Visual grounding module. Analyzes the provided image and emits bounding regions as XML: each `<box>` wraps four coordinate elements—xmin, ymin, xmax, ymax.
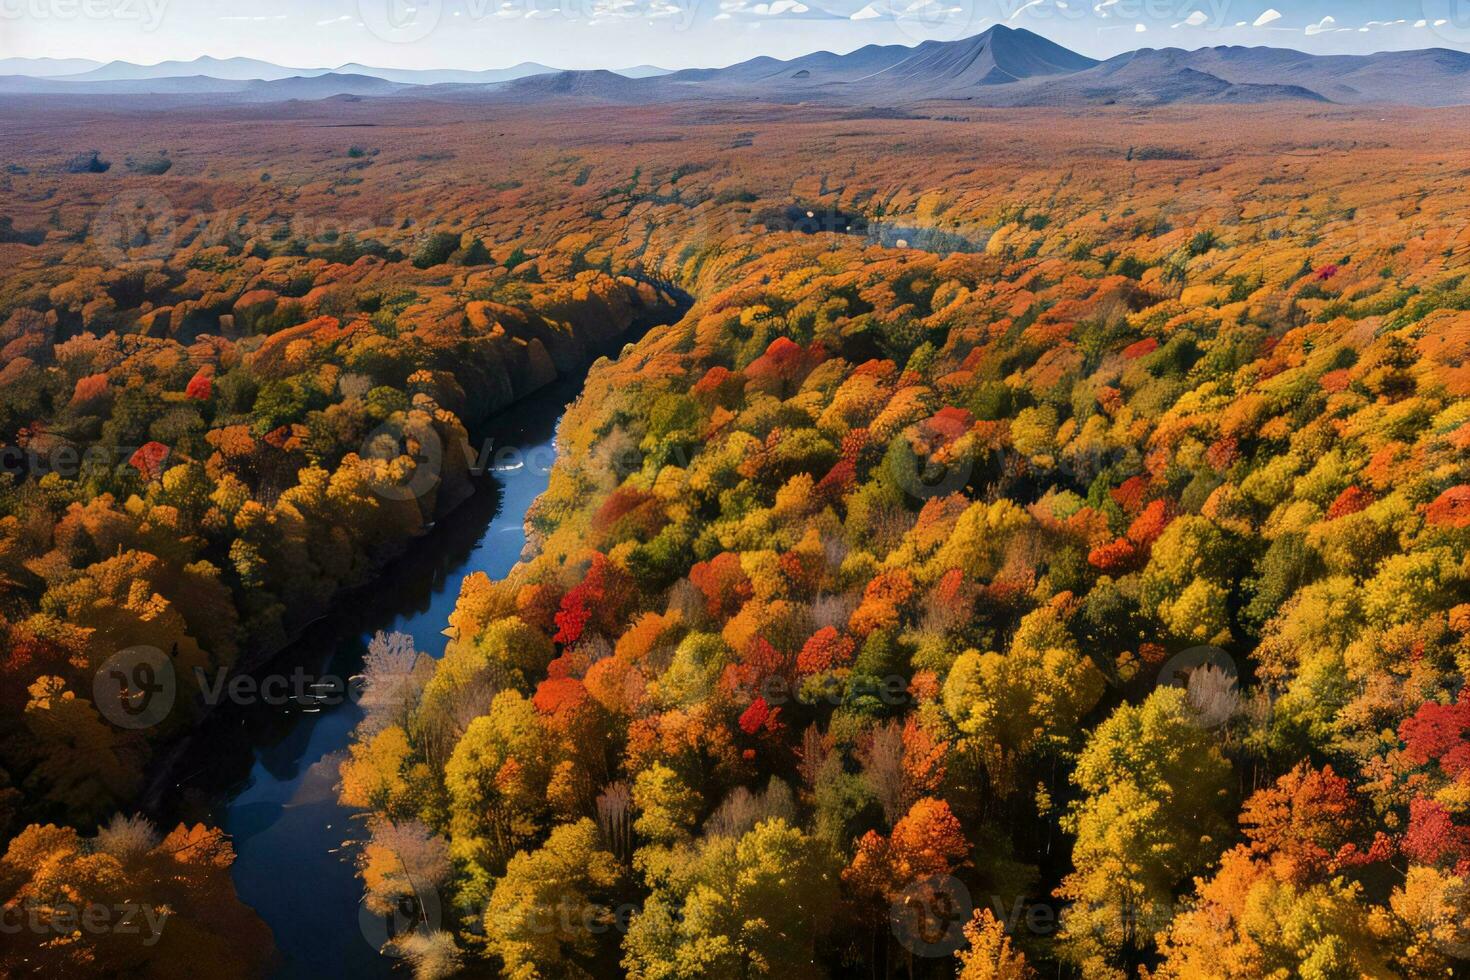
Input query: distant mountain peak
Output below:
<box><xmin>4</xmin><ymin>28</ymin><xmax>1470</xmax><ymax>107</ymax></box>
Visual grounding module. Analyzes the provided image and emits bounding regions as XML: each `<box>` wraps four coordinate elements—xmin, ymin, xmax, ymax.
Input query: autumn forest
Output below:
<box><xmin>1</xmin><ymin>88</ymin><xmax>1470</xmax><ymax>980</ymax></box>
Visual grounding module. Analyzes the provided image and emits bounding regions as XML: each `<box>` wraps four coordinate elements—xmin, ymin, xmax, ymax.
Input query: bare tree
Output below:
<box><xmin>357</xmin><ymin>631</ymin><xmax>432</xmax><ymax>736</ymax></box>
<box><xmin>810</xmin><ymin>593</ymin><xmax>857</xmax><ymax>633</ymax></box>
<box><xmin>397</xmin><ymin>931</ymin><xmax>463</xmax><ymax>980</ymax></box>
<box><xmin>797</xmin><ymin>723</ymin><xmax>833</xmax><ymax>793</ymax></box>
<box><xmin>704</xmin><ymin>778</ymin><xmax>798</xmax><ymax>839</ymax></box>
<box><xmin>1187</xmin><ymin>663</ymin><xmax>1242</xmax><ymax>729</ymax></box>
<box><xmin>362</xmin><ymin>818</ymin><xmax>452</xmax><ymax>920</ymax></box>
<box><xmin>94</xmin><ymin>813</ymin><xmax>161</xmax><ymax>864</ymax></box>
<box><xmin>596</xmin><ymin>781</ymin><xmax>633</xmax><ymax>861</ymax></box>
<box><xmin>857</xmin><ymin>719</ymin><xmax>904</xmax><ymax>827</ymax></box>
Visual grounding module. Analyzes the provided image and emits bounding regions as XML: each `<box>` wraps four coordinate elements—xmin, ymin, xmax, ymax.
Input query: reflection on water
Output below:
<box><xmin>156</xmin><ymin>379</ymin><xmax>577</xmax><ymax>979</ymax></box>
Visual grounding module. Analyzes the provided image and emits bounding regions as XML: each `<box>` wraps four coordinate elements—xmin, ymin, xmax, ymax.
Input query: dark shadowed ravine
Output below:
<box><xmin>154</xmin><ymin>378</ymin><xmax>578</xmax><ymax>978</ymax></box>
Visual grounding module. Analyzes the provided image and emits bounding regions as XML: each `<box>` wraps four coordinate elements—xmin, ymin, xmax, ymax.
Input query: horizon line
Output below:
<box><xmin>6</xmin><ymin>23</ymin><xmax>1469</xmax><ymax>79</ymax></box>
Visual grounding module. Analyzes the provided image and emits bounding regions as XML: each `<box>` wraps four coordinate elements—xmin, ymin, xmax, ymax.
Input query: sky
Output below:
<box><xmin>2</xmin><ymin>0</ymin><xmax>1469</xmax><ymax>70</ymax></box>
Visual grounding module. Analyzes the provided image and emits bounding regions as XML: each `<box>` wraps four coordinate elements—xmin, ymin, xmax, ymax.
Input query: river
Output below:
<box><xmin>158</xmin><ymin>378</ymin><xmax>577</xmax><ymax>978</ymax></box>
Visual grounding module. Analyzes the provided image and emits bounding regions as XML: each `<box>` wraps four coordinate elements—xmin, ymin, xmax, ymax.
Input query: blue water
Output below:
<box><xmin>166</xmin><ymin>382</ymin><xmax>574</xmax><ymax>978</ymax></box>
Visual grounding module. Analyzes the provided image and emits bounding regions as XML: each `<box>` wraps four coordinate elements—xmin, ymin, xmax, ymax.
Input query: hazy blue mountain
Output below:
<box><xmin>0</xmin><ymin>57</ymin><xmax>103</xmax><ymax>77</ymax></box>
<box><xmin>614</xmin><ymin>65</ymin><xmax>674</xmax><ymax>78</ymax></box>
<box><xmin>0</xmin><ymin>73</ymin><xmax>405</xmax><ymax>101</ymax></box>
<box><xmin>330</xmin><ymin>62</ymin><xmax>557</xmax><ymax>85</ymax></box>
<box><xmin>1159</xmin><ymin>45</ymin><xmax>1470</xmax><ymax>106</ymax></box>
<box><xmin>7</xmin><ymin>29</ymin><xmax>1470</xmax><ymax>106</ymax></box>
<box><xmin>61</xmin><ymin>56</ymin><xmax>324</xmax><ymax>81</ymax></box>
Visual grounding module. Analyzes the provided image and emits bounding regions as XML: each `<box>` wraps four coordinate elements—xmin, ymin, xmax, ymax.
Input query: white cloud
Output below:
<box><xmin>1304</xmin><ymin>15</ymin><xmax>1335</xmax><ymax>35</ymax></box>
<box><xmin>850</xmin><ymin>2</ymin><xmax>882</xmax><ymax>18</ymax></box>
<box><xmin>749</xmin><ymin>1</ymin><xmax>801</xmax><ymax>12</ymax></box>
<box><xmin>315</xmin><ymin>15</ymin><xmax>354</xmax><ymax>26</ymax></box>
<box><xmin>1252</xmin><ymin>8</ymin><xmax>1280</xmax><ymax>27</ymax></box>
<box><xmin>1134</xmin><ymin>21</ymin><xmax>1145</xmax><ymax>31</ymax></box>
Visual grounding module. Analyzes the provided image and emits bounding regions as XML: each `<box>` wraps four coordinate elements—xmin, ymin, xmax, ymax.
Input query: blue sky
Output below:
<box><xmin>2</xmin><ymin>0</ymin><xmax>1467</xmax><ymax>70</ymax></box>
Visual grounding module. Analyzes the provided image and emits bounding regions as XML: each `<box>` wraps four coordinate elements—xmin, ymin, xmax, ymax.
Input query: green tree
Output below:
<box><xmin>483</xmin><ymin>818</ymin><xmax>621</xmax><ymax>979</ymax></box>
<box><xmin>1056</xmin><ymin>688</ymin><xmax>1231</xmax><ymax>973</ymax></box>
<box><xmin>623</xmin><ymin>818</ymin><xmax>837</xmax><ymax>980</ymax></box>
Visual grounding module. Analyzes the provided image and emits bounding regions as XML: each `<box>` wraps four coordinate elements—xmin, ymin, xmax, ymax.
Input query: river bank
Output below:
<box><xmin>149</xmin><ymin>376</ymin><xmax>580</xmax><ymax>977</ymax></box>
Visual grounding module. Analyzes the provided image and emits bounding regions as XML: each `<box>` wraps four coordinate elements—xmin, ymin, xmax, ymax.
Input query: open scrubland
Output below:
<box><xmin>2</xmin><ymin>96</ymin><xmax>1470</xmax><ymax>977</ymax></box>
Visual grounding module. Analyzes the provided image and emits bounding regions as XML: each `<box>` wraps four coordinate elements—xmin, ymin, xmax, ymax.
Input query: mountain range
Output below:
<box><xmin>4</xmin><ymin>27</ymin><xmax>1470</xmax><ymax>106</ymax></box>
<box><xmin>0</xmin><ymin>55</ymin><xmax>669</xmax><ymax>90</ymax></box>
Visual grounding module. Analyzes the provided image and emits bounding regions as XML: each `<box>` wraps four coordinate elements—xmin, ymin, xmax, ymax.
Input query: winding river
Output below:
<box><xmin>159</xmin><ymin>378</ymin><xmax>578</xmax><ymax>978</ymax></box>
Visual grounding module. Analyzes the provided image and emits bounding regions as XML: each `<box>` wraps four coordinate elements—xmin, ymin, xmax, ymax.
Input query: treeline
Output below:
<box><xmin>3</xmin><ymin>102</ymin><xmax>1469</xmax><ymax>977</ymax></box>
<box><xmin>0</xmin><ymin>191</ymin><xmax>680</xmax><ymax>972</ymax></box>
